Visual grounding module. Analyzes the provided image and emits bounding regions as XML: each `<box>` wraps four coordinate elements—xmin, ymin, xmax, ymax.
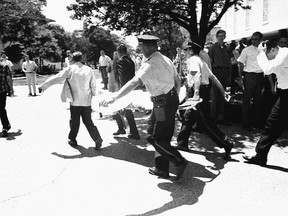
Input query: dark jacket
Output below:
<box><xmin>117</xmin><ymin>55</ymin><xmax>135</xmax><ymax>87</ymax></box>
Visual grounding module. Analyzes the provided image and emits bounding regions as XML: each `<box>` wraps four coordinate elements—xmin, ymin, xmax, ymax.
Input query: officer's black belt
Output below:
<box><xmin>151</xmin><ymin>88</ymin><xmax>176</xmax><ymax>102</ymax></box>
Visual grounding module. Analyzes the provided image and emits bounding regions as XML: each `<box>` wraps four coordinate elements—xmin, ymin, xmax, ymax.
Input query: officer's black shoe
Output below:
<box><xmin>175</xmin><ymin>159</ymin><xmax>188</xmax><ymax>180</ymax></box>
<box><xmin>113</xmin><ymin>129</ymin><xmax>126</xmax><ymax>135</ymax></box>
<box><xmin>149</xmin><ymin>167</ymin><xmax>170</xmax><ymax>179</ymax></box>
<box><xmin>243</xmin><ymin>154</ymin><xmax>267</xmax><ymax>166</ymax></box>
<box><xmin>128</xmin><ymin>134</ymin><xmax>140</xmax><ymax>140</ymax></box>
<box><xmin>94</xmin><ymin>138</ymin><xmax>103</xmax><ymax>150</ymax></box>
<box><xmin>68</xmin><ymin>139</ymin><xmax>78</xmax><ymax>147</ymax></box>
<box><xmin>224</xmin><ymin>139</ymin><xmax>234</xmax><ymax>160</ymax></box>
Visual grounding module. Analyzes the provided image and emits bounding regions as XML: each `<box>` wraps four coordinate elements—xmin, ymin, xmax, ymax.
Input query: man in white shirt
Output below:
<box><xmin>64</xmin><ymin>50</ymin><xmax>72</xmax><ymax>68</ymax></box>
<box><xmin>98</xmin><ymin>50</ymin><xmax>111</xmax><ymax>89</ymax></box>
<box><xmin>243</xmin><ymin>39</ymin><xmax>288</xmax><ymax>166</ymax></box>
<box><xmin>238</xmin><ymin>31</ymin><xmax>264</xmax><ymax>131</ymax></box>
<box><xmin>22</xmin><ymin>54</ymin><xmax>38</xmax><ymax>96</ymax></box>
<box><xmin>39</xmin><ymin>51</ymin><xmax>103</xmax><ymax>150</ymax></box>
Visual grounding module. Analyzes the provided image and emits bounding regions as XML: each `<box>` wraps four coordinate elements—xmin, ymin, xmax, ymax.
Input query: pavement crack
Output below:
<box><xmin>1</xmin><ymin>163</ymin><xmax>70</xmax><ymax>204</ymax></box>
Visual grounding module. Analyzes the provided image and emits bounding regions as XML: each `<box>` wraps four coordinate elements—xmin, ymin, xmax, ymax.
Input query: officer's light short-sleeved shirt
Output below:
<box><xmin>136</xmin><ymin>52</ymin><xmax>177</xmax><ymax>97</ymax></box>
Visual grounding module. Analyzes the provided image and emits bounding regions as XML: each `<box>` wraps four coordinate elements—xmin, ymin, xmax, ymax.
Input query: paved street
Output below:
<box><xmin>1</xmin><ymin>81</ymin><xmax>288</xmax><ymax>216</ymax></box>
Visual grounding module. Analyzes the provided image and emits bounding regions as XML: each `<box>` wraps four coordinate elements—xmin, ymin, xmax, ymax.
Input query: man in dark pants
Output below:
<box><xmin>100</xmin><ymin>35</ymin><xmax>187</xmax><ymax>180</ymax></box>
<box><xmin>112</xmin><ymin>44</ymin><xmax>140</xmax><ymax>140</ymax></box>
<box><xmin>208</xmin><ymin>29</ymin><xmax>232</xmax><ymax>125</ymax></box>
<box><xmin>177</xmin><ymin>42</ymin><xmax>233</xmax><ymax>160</ymax></box>
<box><xmin>0</xmin><ymin>62</ymin><xmax>11</xmax><ymax>137</ymax></box>
<box><xmin>98</xmin><ymin>50</ymin><xmax>111</xmax><ymax>89</ymax></box>
<box><xmin>243</xmin><ymin>40</ymin><xmax>288</xmax><ymax>166</ymax></box>
<box><xmin>39</xmin><ymin>52</ymin><xmax>103</xmax><ymax>150</ymax></box>
<box><xmin>238</xmin><ymin>31</ymin><xmax>264</xmax><ymax>131</ymax></box>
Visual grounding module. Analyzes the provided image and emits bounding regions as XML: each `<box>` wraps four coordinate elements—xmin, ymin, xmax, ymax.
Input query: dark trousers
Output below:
<box><xmin>210</xmin><ymin>68</ymin><xmax>229</xmax><ymax>121</ymax></box>
<box><xmin>177</xmin><ymin>86</ymin><xmax>228</xmax><ymax>149</ymax></box>
<box><xmin>113</xmin><ymin>109</ymin><xmax>139</xmax><ymax>135</ymax></box>
<box><xmin>69</xmin><ymin>106</ymin><xmax>101</xmax><ymax>142</ymax></box>
<box><xmin>0</xmin><ymin>92</ymin><xmax>10</xmax><ymax>129</ymax></box>
<box><xmin>256</xmin><ymin>89</ymin><xmax>288</xmax><ymax>159</ymax></box>
<box><xmin>150</xmin><ymin>91</ymin><xmax>185</xmax><ymax>171</ymax></box>
<box><xmin>242</xmin><ymin>72</ymin><xmax>264</xmax><ymax>126</ymax></box>
<box><xmin>230</xmin><ymin>64</ymin><xmax>239</xmax><ymax>94</ymax></box>
<box><xmin>99</xmin><ymin>66</ymin><xmax>108</xmax><ymax>88</ymax></box>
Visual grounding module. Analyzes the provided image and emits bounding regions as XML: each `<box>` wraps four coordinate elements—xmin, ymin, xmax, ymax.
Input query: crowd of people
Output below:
<box><xmin>1</xmin><ymin>30</ymin><xmax>288</xmax><ymax>180</ymax></box>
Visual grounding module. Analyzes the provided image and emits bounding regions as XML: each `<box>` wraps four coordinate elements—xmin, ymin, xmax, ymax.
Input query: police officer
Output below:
<box><xmin>177</xmin><ymin>42</ymin><xmax>234</xmax><ymax>160</ymax></box>
<box><xmin>100</xmin><ymin>35</ymin><xmax>188</xmax><ymax>180</ymax></box>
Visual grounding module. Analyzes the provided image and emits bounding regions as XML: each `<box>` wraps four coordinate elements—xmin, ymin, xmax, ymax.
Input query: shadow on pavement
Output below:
<box><xmin>52</xmin><ymin>135</ymin><xmax>225</xmax><ymax>216</ymax></box>
<box><xmin>51</xmin><ymin>113</ymin><xmax>288</xmax><ymax>215</ymax></box>
<box><xmin>2</xmin><ymin>129</ymin><xmax>22</xmax><ymax>141</ymax></box>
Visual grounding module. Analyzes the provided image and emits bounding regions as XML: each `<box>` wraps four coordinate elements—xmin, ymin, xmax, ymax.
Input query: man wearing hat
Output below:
<box><xmin>100</xmin><ymin>35</ymin><xmax>188</xmax><ymax>180</ymax></box>
<box><xmin>177</xmin><ymin>41</ymin><xmax>234</xmax><ymax>160</ymax></box>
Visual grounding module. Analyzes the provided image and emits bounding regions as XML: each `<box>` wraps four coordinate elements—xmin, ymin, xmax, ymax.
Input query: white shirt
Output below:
<box><xmin>187</xmin><ymin>55</ymin><xmax>213</xmax><ymax>87</ymax></box>
<box><xmin>238</xmin><ymin>45</ymin><xmax>263</xmax><ymax>73</ymax></box>
<box><xmin>257</xmin><ymin>48</ymin><xmax>288</xmax><ymax>90</ymax></box>
<box><xmin>22</xmin><ymin>60</ymin><xmax>37</xmax><ymax>73</ymax></box>
<box><xmin>64</xmin><ymin>57</ymin><xmax>71</xmax><ymax>68</ymax></box>
<box><xmin>136</xmin><ymin>52</ymin><xmax>177</xmax><ymax>97</ymax></box>
<box><xmin>99</xmin><ymin>55</ymin><xmax>111</xmax><ymax>66</ymax></box>
<box><xmin>2</xmin><ymin>59</ymin><xmax>13</xmax><ymax>71</ymax></box>
<box><xmin>42</xmin><ymin>62</ymin><xmax>97</xmax><ymax>106</ymax></box>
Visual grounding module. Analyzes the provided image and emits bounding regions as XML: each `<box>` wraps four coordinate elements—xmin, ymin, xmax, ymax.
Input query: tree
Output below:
<box><xmin>149</xmin><ymin>20</ymin><xmax>185</xmax><ymax>59</ymax></box>
<box><xmin>0</xmin><ymin>0</ymin><xmax>48</xmax><ymax>45</ymax></box>
<box><xmin>68</xmin><ymin>0</ymin><xmax>249</xmax><ymax>47</ymax></box>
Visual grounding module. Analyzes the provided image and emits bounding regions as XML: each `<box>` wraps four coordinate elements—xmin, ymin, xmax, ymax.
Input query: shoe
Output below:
<box><xmin>128</xmin><ymin>134</ymin><xmax>140</xmax><ymax>140</ymax></box>
<box><xmin>175</xmin><ymin>159</ymin><xmax>188</xmax><ymax>180</ymax></box>
<box><xmin>1</xmin><ymin>125</ymin><xmax>11</xmax><ymax>138</ymax></box>
<box><xmin>113</xmin><ymin>129</ymin><xmax>126</xmax><ymax>135</ymax></box>
<box><xmin>68</xmin><ymin>139</ymin><xmax>78</xmax><ymax>147</ymax></box>
<box><xmin>33</xmin><ymin>94</ymin><xmax>37</xmax><ymax>96</ymax></box>
<box><xmin>177</xmin><ymin>145</ymin><xmax>189</xmax><ymax>151</ymax></box>
<box><xmin>28</xmin><ymin>93</ymin><xmax>32</xmax><ymax>97</ymax></box>
<box><xmin>1</xmin><ymin>129</ymin><xmax>8</xmax><ymax>137</ymax></box>
<box><xmin>224</xmin><ymin>139</ymin><xmax>234</xmax><ymax>160</ymax></box>
<box><xmin>94</xmin><ymin>138</ymin><xmax>103</xmax><ymax>150</ymax></box>
<box><xmin>148</xmin><ymin>167</ymin><xmax>170</xmax><ymax>179</ymax></box>
<box><xmin>243</xmin><ymin>155</ymin><xmax>267</xmax><ymax>166</ymax></box>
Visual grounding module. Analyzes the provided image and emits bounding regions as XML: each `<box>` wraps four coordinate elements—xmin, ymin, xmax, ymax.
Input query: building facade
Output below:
<box><xmin>218</xmin><ymin>0</ymin><xmax>288</xmax><ymax>42</ymax></box>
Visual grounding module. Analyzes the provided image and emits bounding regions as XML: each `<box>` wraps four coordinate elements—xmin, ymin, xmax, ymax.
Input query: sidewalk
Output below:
<box><xmin>1</xmin><ymin>84</ymin><xmax>288</xmax><ymax>216</ymax></box>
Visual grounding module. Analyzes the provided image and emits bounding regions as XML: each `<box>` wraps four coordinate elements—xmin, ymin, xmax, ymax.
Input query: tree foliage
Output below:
<box><xmin>68</xmin><ymin>0</ymin><xmax>249</xmax><ymax>46</ymax></box>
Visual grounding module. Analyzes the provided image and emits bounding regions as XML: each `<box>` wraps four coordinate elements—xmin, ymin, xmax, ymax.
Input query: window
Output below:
<box><xmin>263</xmin><ymin>0</ymin><xmax>269</xmax><ymax>24</ymax></box>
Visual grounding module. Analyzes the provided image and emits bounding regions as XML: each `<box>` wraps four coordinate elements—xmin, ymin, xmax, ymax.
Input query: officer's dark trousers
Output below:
<box><xmin>113</xmin><ymin>109</ymin><xmax>139</xmax><ymax>135</ymax></box>
<box><xmin>256</xmin><ymin>89</ymin><xmax>288</xmax><ymax>159</ymax></box>
<box><xmin>69</xmin><ymin>106</ymin><xmax>101</xmax><ymax>142</ymax></box>
<box><xmin>0</xmin><ymin>92</ymin><xmax>10</xmax><ymax>129</ymax></box>
<box><xmin>150</xmin><ymin>91</ymin><xmax>185</xmax><ymax>172</ymax></box>
<box><xmin>177</xmin><ymin>85</ymin><xmax>228</xmax><ymax>149</ymax></box>
<box><xmin>242</xmin><ymin>72</ymin><xmax>264</xmax><ymax>127</ymax></box>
